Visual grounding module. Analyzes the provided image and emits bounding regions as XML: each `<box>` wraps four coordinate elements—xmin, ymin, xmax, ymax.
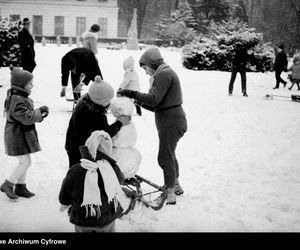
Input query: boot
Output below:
<box><xmin>166</xmin><ymin>187</ymin><xmax>176</xmax><ymax>205</ymax></box>
<box><xmin>174</xmin><ymin>179</ymin><xmax>184</xmax><ymax>196</ymax></box>
<box><xmin>0</xmin><ymin>180</ymin><xmax>18</xmax><ymax>199</ymax></box>
<box><xmin>14</xmin><ymin>184</ymin><xmax>35</xmax><ymax>198</ymax></box>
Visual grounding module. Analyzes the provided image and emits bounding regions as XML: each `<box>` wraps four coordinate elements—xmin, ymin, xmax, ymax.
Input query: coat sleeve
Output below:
<box><xmin>135</xmin><ymin>72</ymin><xmax>171</xmax><ymax>107</ymax></box>
<box><xmin>59</xmin><ymin>174</ymin><xmax>73</xmax><ymax>206</ymax></box>
<box><xmin>11</xmin><ymin>98</ymin><xmax>43</xmax><ymax>125</ymax></box>
<box><xmin>61</xmin><ymin>58</ymin><xmax>70</xmax><ymax>87</ymax></box>
<box><xmin>119</xmin><ymin>73</ymin><xmax>130</xmax><ymax>90</ymax></box>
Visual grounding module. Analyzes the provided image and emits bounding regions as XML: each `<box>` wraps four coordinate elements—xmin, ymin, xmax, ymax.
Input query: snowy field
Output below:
<box><xmin>0</xmin><ymin>43</ymin><xmax>300</xmax><ymax>232</ymax></box>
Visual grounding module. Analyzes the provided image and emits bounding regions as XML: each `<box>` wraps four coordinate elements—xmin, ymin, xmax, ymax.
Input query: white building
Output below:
<box><xmin>0</xmin><ymin>0</ymin><xmax>118</xmax><ymax>38</ymax></box>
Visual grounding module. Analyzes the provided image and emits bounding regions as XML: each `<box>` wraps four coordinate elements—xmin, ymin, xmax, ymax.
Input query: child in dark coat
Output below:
<box><xmin>65</xmin><ymin>75</ymin><xmax>131</xmax><ymax>168</ymax></box>
<box><xmin>1</xmin><ymin>66</ymin><xmax>49</xmax><ymax>200</ymax></box>
<box><xmin>59</xmin><ymin>130</ymin><xmax>133</xmax><ymax>232</ymax></box>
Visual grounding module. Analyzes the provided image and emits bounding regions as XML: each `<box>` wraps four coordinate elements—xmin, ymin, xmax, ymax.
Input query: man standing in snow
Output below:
<box><xmin>273</xmin><ymin>43</ymin><xmax>288</xmax><ymax>89</ymax></box>
<box><xmin>60</xmin><ymin>47</ymin><xmax>103</xmax><ymax>101</ymax></box>
<box><xmin>18</xmin><ymin>18</ymin><xmax>36</xmax><ymax>73</ymax></box>
<box><xmin>228</xmin><ymin>46</ymin><xmax>254</xmax><ymax>97</ymax></box>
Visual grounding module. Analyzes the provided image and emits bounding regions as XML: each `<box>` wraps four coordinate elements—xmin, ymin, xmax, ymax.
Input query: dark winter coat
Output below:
<box><xmin>4</xmin><ymin>86</ymin><xmax>43</xmax><ymax>156</ymax></box>
<box><xmin>232</xmin><ymin>48</ymin><xmax>250</xmax><ymax>69</ymax></box>
<box><xmin>65</xmin><ymin>94</ymin><xmax>122</xmax><ymax>156</ymax></box>
<box><xmin>61</xmin><ymin>47</ymin><xmax>102</xmax><ymax>87</ymax></box>
<box><xmin>274</xmin><ymin>51</ymin><xmax>288</xmax><ymax>72</ymax></box>
<box><xmin>59</xmin><ymin>146</ymin><xmax>124</xmax><ymax>227</ymax></box>
<box><xmin>18</xmin><ymin>28</ymin><xmax>36</xmax><ymax>70</ymax></box>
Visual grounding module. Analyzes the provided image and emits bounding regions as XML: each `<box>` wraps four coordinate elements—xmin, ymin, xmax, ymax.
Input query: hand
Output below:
<box><xmin>117</xmin><ymin>89</ymin><xmax>137</xmax><ymax>99</ymax></box>
<box><xmin>60</xmin><ymin>87</ymin><xmax>66</xmax><ymax>97</ymax></box>
<box><xmin>39</xmin><ymin>106</ymin><xmax>49</xmax><ymax>118</ymax></box>
<box><xmin>117</xmin><ymin>115</ymin><xmax>131</xmax><ymax>126</ymax></box>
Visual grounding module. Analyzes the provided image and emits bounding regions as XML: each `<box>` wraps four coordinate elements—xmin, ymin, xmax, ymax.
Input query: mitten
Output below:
<box><xmin>117</xmin><ymin>89</ymin><xmax>137</xmax><ymax>99</ymax></box>
<box><xmin>39</xmin><ymin>106</ymin><xmax>49</xmax><ymax>118</ymax></box>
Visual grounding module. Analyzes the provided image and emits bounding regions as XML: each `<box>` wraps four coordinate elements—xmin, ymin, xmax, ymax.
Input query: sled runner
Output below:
<box><xmin>121</xmin><ymin>174</ymin><xmax>166</xmax><ymax>211</ymax></box>
<box><xmin>263</xmin><ymin>94</ymin><xmax>300</xmax><ymax>102</ymax></box>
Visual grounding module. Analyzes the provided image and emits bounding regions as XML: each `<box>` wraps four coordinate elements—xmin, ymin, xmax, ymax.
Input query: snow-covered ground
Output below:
<box><xmin>0</xmin><ymin>44</ymin><xmax>300</xmax><ymax>232</ymax></box>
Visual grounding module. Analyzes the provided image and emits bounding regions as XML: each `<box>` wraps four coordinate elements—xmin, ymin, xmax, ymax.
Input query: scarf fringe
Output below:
<box><xmin>84</xmin><ymin>204</ymin><xmax>102</xmax><ymax>218</ymax></box>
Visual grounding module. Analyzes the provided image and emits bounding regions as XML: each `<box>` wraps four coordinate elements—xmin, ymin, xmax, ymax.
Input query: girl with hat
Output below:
<box><xmin>65</xmin><ymin>76</ymin><xmax>131</xmax><ymax>168</ymax></box>
<box><xmin>1</xmin><ymin>66</ymin><xmax>49</xmax><ymax>200</ymax></box>
<box><xmin>118</xmin><ymin>47</ymin><xmax>188</xmax><ymax>206</ymax></box>
<box><xmin>59</xmin><ymin>130</ymin><xmax>134</xmax><ymax>232</ymax></box>
<box><xmin>82</xmin><ymin>24</ymin><xmax>101</xmax><ymax>55</ymax></box>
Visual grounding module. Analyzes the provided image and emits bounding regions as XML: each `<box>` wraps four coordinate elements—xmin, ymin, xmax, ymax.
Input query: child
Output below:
<box><xmin>1</xmin><ymin>66</ymin><xmax>49</xmax><ymax>200</ymax></box>
<box><xmin>288</xmin><ymin>56</ymin><xmax>300</xmax><ymax>91</ymax></box>
<box><xmin>118</xmin><ymin>55</ymin><xmax>142</xmax><ymax>116</ymax></box>
<box><xmin>65</xmin><ymin>75</ymin><xmax>131</xmax><ymax>168</ymax></box>
<box><xmin>59</xmin><ymin>130</ymin><xmax>134</xmax><ymax>232</ymax></box>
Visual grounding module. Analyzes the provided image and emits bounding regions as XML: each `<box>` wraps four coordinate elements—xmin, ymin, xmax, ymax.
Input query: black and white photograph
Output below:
<box><xmin>0</xmin><ymin>0</ymin><xmax>300</xmax><ymax>240</ymax></box>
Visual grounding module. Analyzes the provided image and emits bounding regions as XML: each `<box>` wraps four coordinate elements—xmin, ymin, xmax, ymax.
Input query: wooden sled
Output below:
<box><xmin>263</xmin><ymin>94</ymin><xmax>300</xmax><ymax>102</ymax></box>
<box><xmin>121</xmin><ymin>174</ymin><xmax>166</xmax><ymax>211</ymax></box>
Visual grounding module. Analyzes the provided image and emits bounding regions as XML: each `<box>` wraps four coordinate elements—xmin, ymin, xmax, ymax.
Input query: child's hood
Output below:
<box><xmin>123</xmin><ymin>55</ymin><xmax>135</xmax><ymax>71</ymax></box>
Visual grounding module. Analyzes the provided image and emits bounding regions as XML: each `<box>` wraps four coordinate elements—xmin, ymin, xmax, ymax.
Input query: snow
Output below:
<box><xmin>0</xmin><ymin>44</ymin><xmax>300</xmax><ymax>232</ymax></box>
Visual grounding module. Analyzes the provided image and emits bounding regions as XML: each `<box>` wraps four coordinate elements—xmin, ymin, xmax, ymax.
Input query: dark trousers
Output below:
<box><xmin>155</xmin><ymin>106</ymin><xmax>187</xmax><ymax>188</ymax></box>
<box><xmin>289</xmin><ymin>79</ymin><xmax>300</xmax><ymax>90</ymax></box>
<box><xmin>275</xmin><ymin>70</ymin><xmax>287</xmax><ymax>88</ymax></box>
<box><xmin>67</xmin><ymin>149</ymin><xmax>81</xmax><ymax>168</ymax></box>
<box><xmin>228</xmin><ymin>67</ymin><xmax>247</xmax><ymax>94</ymax></box>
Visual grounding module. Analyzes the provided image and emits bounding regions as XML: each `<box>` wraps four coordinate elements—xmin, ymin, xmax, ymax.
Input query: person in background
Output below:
<box><xmin>18</xmin><ymin>18</ymin><xmax>36</xmax><ymax>73</ymax></box>
<box><xmin>1</xmin><ymin>66</ymin><xmax>49</xmax><ymax>200</ymax></box>
<box><xmin>82</xmin><ymin>24</ymin><xmax>100</xmax><ymax>55</ymax></box>
<box><xmin>60</xmin><ymin>47</ymin><xmax>104</xmax><ymax>101</ymax></box>
<box><xmin>287</xmin><ymin>55</ymin><xmax>300</xmax><ymax>91</ymax></box>
<box><xmin>228</xmin><ymin>46</ymin><xmax>254</xmax><ymax>97</ymax></box>
<box><xmin>118</xmin><ymin>55</ymin><xmax>142</xmax><ymax>116</ymax></box>
<box><xmin>273</xmin><ymin>43</ymin><xmax>288</xmax><ymax>89</ymax></box>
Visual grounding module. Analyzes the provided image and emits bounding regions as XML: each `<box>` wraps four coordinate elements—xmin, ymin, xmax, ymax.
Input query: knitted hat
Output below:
<box><xmin>139</xmin><ymin>47</ymin><xmax>164</xmax><ymax>70</ymax></box>
<box><xmin>10</xmin><ymin>65</ymin><xmax>33</xmax><ymax>88</ymax></box>
<box><xmin>22</xmin><ymin>17</ymin><xmax>31</xmax><ymax>25</ymax></box>
<box><xmin>123</xmin><ymin>55</ymin><xmax>135</xmax><ymax>71</ymax></box>
<box><xmin>88</xmin><ymin>75</ymin><xmax>114</xmax><ymax>106</ymax></box>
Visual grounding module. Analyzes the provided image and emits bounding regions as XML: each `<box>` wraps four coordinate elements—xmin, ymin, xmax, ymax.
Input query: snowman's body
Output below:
<box><xmin>110</xmin><ymin>97</ymin><xmax>142</xmax><ymax>179</ymax></box>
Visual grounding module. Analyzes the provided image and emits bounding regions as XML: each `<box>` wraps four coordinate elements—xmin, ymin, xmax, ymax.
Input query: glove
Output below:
<box><xmin>117</xmin><ymin>89</ymin><xmax>137</xmax><ymax>99</ymax></box>
<box><xmin>39</xmin><ymin>106</ymin><xmax>49</xmax><ymax>118</ymax></box>
<box><xmin>60</xmin><ymin>87</ymin><xmax>66</xmax><ymax>97</ymax></box>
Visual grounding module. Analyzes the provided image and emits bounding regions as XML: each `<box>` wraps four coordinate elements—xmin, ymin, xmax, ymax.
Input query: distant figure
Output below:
<box><xmin>228</xmin><ymin>47</ymin><xmax>254</xmax><ymax>97</ymax></box>
<box><xmin>18</xmin><ymin>18</ymin><xmax>36</xmax><ymax>73</ymax></box>
<box><xmin>82</xmin><ymin>24</ymin><xmax>100</xmax><ymax>55</ymax></box>
<box><xmin>273</xmin><ymin>43</ymin><xmax>288</xmax><ymax>89</ymax></box>
<box><xmin>118</xmin><ymin>55</ymin><xmax>142</xmax><ymax>116</ymax></box>
<box><xmin>60</xmin><ymin>47</ymin><xmax>103</xmax><ymax>101</ymax></box>
<box><xmin>287</xmin><ymin>56</ymin><xmax>300</xmax><ymax>91</ymax></box>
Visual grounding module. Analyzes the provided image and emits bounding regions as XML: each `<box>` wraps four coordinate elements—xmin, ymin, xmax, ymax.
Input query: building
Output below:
<box><xmin>0</xmin><ymin>0</ymin><xmax>118</xmax><ymax>39</ymax></box>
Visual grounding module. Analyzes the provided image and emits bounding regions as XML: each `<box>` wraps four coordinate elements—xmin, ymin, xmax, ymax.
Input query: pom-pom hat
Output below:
<box><xmin>88</xmin><ymin>76</ymin><xmax>114</xmax><ymax>107</ymax></box>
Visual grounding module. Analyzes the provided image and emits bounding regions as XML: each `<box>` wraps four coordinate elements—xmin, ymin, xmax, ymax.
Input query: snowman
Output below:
<box><xmin>109</xmin><ymin>97</ymin><xmax>142</xmax><ymax>179</ymax></box>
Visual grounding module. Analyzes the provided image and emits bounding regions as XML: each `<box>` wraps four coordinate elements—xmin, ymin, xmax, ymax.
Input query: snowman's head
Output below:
<box><xmin>109</xmin><ymin>96</ymin><xmax>134</xmax><ymax>118</ymax></box>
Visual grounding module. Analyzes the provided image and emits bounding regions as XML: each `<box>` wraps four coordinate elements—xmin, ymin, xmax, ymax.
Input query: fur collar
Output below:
<box><xmin>81</xmin><ymin>94</ymin><xmax>109</xmax><ymax>113</ymax></box>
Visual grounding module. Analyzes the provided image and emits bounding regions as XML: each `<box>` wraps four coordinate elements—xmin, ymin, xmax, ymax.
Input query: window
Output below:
<box><xmin>98</xmin><ymin>18</ymin><xmax>107</xmax><ymax>38</ymax></box>
<box><xmin>32</xmin><ymin>15</ymin><xmax>43</xmax><ymax>36</ymax></box>
<box><xmin>54</xmin><ymin>16</ymin><xmax>64</xmax><ymax>36</ymax></box>
<box><xmin>76</xmin><ymin>17</ymin><xmax>86</xmax><ymax>36</ymax></box>
<box><xmin>10</xmin><ymin>14</ymin><xmax>20</xmax><ymax>22</ymax></box>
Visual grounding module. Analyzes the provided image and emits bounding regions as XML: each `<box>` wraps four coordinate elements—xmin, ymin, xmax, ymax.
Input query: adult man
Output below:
<box><xmin>60</xmin><ymin>47</ymin><xmax>103</xmax><ymax>101</ymax></box>
<box><xmin>18</xmin><ymin>18</ymin><xmax>36</xmax><ymax>73</ymax></box>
